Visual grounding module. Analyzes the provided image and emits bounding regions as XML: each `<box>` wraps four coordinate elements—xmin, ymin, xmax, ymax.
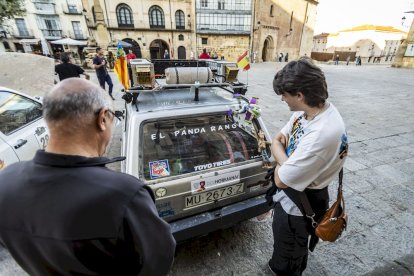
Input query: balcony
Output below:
<box><xmin>149</xmin><ymin>24</ymin><xmax>165</xmax><ymax>29</ymax></box>
<box><xmin>105</xmin><ymin>19</ymin><xmax>190</xmax><ymax>32</ymax></box>
<box><xmin>41</xmin><ymin>29</ymin><xmax>62</xmax><ymax>39</ymax></box>
<box><xmin>67</xmin><ymin>31</ymin><xmax>88</xmax><ymax>40</ymax></box>
<box><xmin>11</xmin><ymin>28</ymin><xmax>35</xmax><ymax>39</ymax></box>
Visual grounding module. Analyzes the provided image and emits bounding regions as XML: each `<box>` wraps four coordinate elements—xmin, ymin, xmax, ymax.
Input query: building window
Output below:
<box><xmin>67</xmin><ymin>0</ymin><xmax>78</xmax><ymax>13</ymax></box>
<box><xmin>175</xmin><ymin>10</ymin><xmax>185</xmax><ymax>29</ymax></box>
<box><xmin>117</xmin><ymin>4</ymin><xmax>133</xmax><ymax>26</ymax></box>
<box><xmin>201</xmin><ymin>0</ymin><xmax>208</xmax><ymax>8</ymax></box>
<box><xmin>38</xmin><ymin>15</ymin><xmax>62</xmax><ymax>38</ymax></box>
<box><xmin>178</xmin><ymin>34</ymin><xmax>184</xmax><ymax>41</ymax></box>
<box><xmin>34</xmin><ymin>2</ymin><xmax>55</xmax><ymax>13</ymax></box>
<box><xmin>202</xmin><ymin>37</ymin><xmax>208</xmax><ymax>44</ymax></box>
<box><xmin>149</xmin><ymin>6</ymin><xmax>165</xmax><ymax>28</ymax></box>
<box><xmin>270</xmin><ymin>5</ymin><xmax>274</xmax><ymax>17</ymax></box>
<box><xmin>218</xmin><ymin>0</ymin><xmax>225</xmax><ymax>10</ymax></box>
<box><xmin>196</xmin><ymin>13</ymin><xmax>252</xmax><ymax>32</ymax></box>
<box><xmin>92</xmin><ymin>6</ymin><xmax>96</xmax><ymax>23</ymax></box>
<box><xmin>72</xmin><ymin>21</ymin><xmax>82</xmax><ymax>39</ymax></box>
<box><xmin>15</xmin><ymin>18</ymin><xmax>29</xmax><ymax>37</ymax></box>
<box><xmin>3</xmin><ymin>41</ymin><xmax>11</xmax><ymax>49</ymax></box>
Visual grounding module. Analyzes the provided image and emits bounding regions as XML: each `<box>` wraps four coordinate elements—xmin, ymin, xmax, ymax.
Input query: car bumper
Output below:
<box><xmin>170</xmin><ymin>194</ymin><xmax>272</xmax><ymax>243</ymax></box>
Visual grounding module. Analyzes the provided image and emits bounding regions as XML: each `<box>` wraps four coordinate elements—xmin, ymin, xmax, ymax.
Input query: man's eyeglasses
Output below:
<box><xmin>106</xmin><ymin>109</ymin><xmax>124</xmax><ymax>121</ymax></box>
<box><xmin>95</xmin><ymin>109</ymin><xmax>124</xmax><ymax>124</ymax></box>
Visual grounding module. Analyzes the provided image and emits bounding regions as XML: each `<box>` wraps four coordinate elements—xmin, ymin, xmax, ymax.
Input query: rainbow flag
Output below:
<box><xmin>114</xmin><ymin>42</ymin><xmax>129</xmax><ymax>90</ymax></box>
<box><xmin>237</xmin><ymin>51</ymin><xmax>250</xmax><ymax>71</ymax></box>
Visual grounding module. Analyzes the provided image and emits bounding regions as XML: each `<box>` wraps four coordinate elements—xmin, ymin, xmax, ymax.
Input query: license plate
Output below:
<box><xmin>185</xmin><ymin>183</ymin><xmax>244</xmax><ymax>208</ymax></box>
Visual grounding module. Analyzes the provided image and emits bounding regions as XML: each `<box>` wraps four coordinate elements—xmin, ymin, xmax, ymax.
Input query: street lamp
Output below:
<box><xmin>402</xmin><ymin>16</ymin><xmax>406</xmax><ymax>26</ymax></box>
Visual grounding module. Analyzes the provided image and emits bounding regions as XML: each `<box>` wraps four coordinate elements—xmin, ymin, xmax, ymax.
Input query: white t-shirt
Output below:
<box><xmin>273</xmin><ymin>102</ymin><xmax>348</xmax><ymax>216</ymax></box>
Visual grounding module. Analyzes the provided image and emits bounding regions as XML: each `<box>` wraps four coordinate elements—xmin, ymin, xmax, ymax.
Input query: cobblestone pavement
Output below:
<box><xmin>1</xmin><ymin>62</ymin><xmax>413</xmax><ymax>276</ymax></box>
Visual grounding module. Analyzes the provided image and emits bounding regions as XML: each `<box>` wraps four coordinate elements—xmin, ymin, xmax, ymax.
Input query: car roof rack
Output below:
<box><xmin>123</xmin><ymin>60</ymin><xmax>249</xmax><ymax>112</ymax></box>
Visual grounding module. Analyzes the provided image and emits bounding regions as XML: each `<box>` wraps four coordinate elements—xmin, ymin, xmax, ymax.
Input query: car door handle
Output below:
<box><xmin>14</xmin><ymin>139</ymin><xmax>28</xmax><ymax>149</ymax></box>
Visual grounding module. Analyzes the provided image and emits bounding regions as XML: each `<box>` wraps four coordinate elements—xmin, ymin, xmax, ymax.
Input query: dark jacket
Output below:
<box><xmin>0</xmin><ymin>150</ymin><xmax>176</xmax><ymax>276</ymax></box>
<box><xmin>55</xmin><ymin>62</ymin><xmax>84</xmax><ymax>81</ymax></box>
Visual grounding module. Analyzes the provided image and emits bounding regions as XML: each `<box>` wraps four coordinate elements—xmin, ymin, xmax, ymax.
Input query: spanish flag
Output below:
<box><xmin>237</xmin><ymin>51</ymin><xmax>250</xmax><ymax>71</ymax></box>
<box><xmin>114</xmin><ymin>43</ymin><xmax>129</xmax><ymax>90</ymax></box>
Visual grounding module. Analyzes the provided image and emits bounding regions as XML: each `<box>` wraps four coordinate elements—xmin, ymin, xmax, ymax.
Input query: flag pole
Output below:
<box><xmin>247</xmin><ymin>50</ymin><xmax>249</xmax><ymax>86</ymax></box>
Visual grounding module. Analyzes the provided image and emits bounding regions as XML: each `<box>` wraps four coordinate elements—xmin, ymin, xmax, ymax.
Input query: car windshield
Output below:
<box><xmin>141</xmin><ymin>114</ymin><xmax>262</xmax><ymax>180</ymax></box>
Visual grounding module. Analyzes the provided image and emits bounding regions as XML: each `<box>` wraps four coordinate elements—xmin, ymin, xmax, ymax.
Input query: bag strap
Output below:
<box><xmin>298</xmin><ymin>168</ymin><xmax>344</xmax><ymax>228</ymax></box>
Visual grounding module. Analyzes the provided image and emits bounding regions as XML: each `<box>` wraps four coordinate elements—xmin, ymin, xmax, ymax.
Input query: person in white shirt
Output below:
<box><xmin>268</xmin><ymin>57</ymin><xmax>348</xmax><ymax>276</ymax></box>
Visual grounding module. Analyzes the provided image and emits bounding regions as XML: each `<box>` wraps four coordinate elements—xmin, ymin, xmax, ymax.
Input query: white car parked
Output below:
<box><xmin>0</xmin><ymin>87</ymin><xmax>49</xmax><ymax>171</ymax></box>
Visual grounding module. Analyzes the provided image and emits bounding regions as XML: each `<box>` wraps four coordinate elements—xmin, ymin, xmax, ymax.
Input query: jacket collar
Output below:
<box><xmin>33</xmin><ymin>150</ymin><xmax>125</xmax><ymax>168</ymax></box>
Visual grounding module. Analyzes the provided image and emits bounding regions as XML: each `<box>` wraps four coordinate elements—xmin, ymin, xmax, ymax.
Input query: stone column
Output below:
<box><xmin>93</xmin><ymin>0</ymin><xmax>110</xmax><ymax>49</ymax></box>
<box><xmin>392</xmin><ymin>18</ymin><xmax>414</xmax><ymax>68</ymax></box>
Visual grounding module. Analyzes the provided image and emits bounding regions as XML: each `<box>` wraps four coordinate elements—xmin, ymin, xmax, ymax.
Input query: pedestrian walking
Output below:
<box><xmin>199</xmin><ymin>48</ymin><xmax>211</xmax><ymax>59</ymax></box>
<box><xmin>126</xmin><ymin>49</ymin><xmax>136</xmax><ymax>87</ymax></box>
<box><xmin>356</xmin><ymin>56</ymin><xmax>362</xmax><ymax>66</ymax></box>
<box><xmin>279</xmin><ymin>52</ymin><xmax>284</xmax><ymax>62</ymax></box>
<box><xmin>93</xmin><ymin>47</ymin><xmax>115</xmax><ymax>100</ymax></box>
<box><xmin>268</xmin><ymin>57</ymin><xmax>348</xmax><ymax>275</ymax></box>
<box><xmin>55</xmin><ymin>52</ymin><xmax>90</xmax><ymax>81</ymax></box>
<box><xmin>163</xmin><ymin>49</ymin><xmax>170</xmax><ymax>59</ymax></box>
<box><xmin>335</xmin><ymin>54</ymin><xmax>340</xmax><ymax>65</ymax></box>
<box><xmin>346</xmin><ymin>55</ymin><xmax>351</xmax><ymax>65</ymax></box>
<box><xmin>0</xmin><ymin>78</ymin><xmax>176</xmax><ymax>276</ymax></box>
<box><xmin>284</xmin><ymin>52</ymin><xmax>289</xmax><ymax>62</ymax></box>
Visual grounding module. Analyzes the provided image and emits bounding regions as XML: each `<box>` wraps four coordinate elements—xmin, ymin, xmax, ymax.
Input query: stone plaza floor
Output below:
<box><xmin>0</xmin><ymin>62</ymin><xmax>413</xmax><ymax>275</ymax></box>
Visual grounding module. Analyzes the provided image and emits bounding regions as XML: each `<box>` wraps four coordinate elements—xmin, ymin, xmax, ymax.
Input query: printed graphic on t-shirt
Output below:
<box><xmin>339</xmin><ymin>133</ymin><xmax>348</xmax><ymax>159</ymax></box>
<box><xmin>286</xmin><ymin>115</ymin><xmax>305</xmax><ymax>157</ymax></box>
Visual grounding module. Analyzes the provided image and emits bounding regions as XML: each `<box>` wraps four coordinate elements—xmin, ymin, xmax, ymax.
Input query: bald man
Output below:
<box><xmin>0</xmin><ymin>79</ymin><xmax>176</xmax><ymax>275</ymax></box>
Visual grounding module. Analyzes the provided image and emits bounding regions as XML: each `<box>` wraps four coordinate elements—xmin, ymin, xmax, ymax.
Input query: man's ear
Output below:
<box><xmin>96</xmin><ymin>109</ymin><xmax>108</xmax><ymax>131</ymax></box>
<box><xmin>297</xmin><ymin>92</ymin><xmax>305</xmax><ymax>102</ymax></box>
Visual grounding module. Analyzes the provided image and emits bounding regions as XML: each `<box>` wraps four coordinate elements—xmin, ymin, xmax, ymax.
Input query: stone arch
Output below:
<box><xmin>149</xmin><ymin>39</ymin><xmax>169</xmax><ymax>59</ymax></box>
<box><xmin>261</xmin><ymin>35</ymin><xmax>275</xmax><ymax>62</ymax></box>
<box><xmin>122</xmin><ymin>38</ymin><xmax>141</xmax><ymax>58</ymax></box>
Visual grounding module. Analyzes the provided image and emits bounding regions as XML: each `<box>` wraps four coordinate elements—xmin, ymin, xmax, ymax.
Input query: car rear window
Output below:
<box><xmin>0</xmin><ymin>91</ymin><xmax>43</xmax><ymax>135</ymax></box>
<box><xmin>141</xmin><ymin>114</ymin><xmax>262</xmax><ymax>180</ymax></box>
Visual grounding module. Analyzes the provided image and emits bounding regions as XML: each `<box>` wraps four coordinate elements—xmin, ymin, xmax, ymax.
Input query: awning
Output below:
<box><xmin>19</xmin><ymin>39</ymin><xmax>40</xmax><ymax>44</ymax></box>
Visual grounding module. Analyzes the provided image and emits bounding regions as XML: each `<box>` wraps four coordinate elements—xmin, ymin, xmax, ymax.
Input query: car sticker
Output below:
<box><xmin>156</xmin><ymin>202</ymin><xmax>175</xmax><ymax>218</ymax></box>
<box><xmin>149</xmin><ymin>123</ymin><xmax>238</xmax><ymax>141</ymax></box>
<box><xmin>193</xmin><ymin>159</ymin><xmax>231</xmax><ymax>172</ymax></box>
<box><xmin>149</xmin><ymin>160</ymin><xmax>171</xmax><ymax>179</ymax></box>
<box><xmin>191</xmin><ymin>170</ymin><xmax>240</xmax><ymax>193</ymax></box>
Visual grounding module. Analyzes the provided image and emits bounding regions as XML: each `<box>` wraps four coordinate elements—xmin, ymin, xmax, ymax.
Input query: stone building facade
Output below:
<box><xmin>393</xmin><ymin>17</ymin><xmax>414</xmax><ymax>68</ymax></box>
<box><xmin>195</xmin><ymin>0</ymin><xmax>252</xmax><ymax>61</ymax></box>
<box><xmin>1</xmin><ymin>0</ymin><xmax>317</xmax><ymax>64</ymax></box>
<box><xmin>311</xmin><ymin>25</ymin><xmax>406</xmax><ymax>64</ymax></box>
<box><xmin>251</xmin><ymin>0</ymin><xmax>318</xmax><ymax>62</ymax></box>
<box><xmin>0</xmin><ymin>0</ymin><xmax>88</xmax><ymax>58</ymax></box>
<box><xmin>82</xmin><ymin>0</ymin><xmax>196</xmax><ymax>59</ymax></box>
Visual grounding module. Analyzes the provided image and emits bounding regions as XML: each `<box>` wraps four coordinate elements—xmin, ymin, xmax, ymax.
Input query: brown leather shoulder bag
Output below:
<box><xmin>299</xmin><ymin>168</ymin><xmax>347</xmax><ymax>242</ymax></box>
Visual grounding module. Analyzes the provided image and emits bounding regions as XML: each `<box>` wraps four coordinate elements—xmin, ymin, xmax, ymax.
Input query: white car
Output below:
<box><xmin>0</xmin><ymin>87</ymin><xmax>49</xmax><ymax>171</ymax></box>
<box><xmin>121</xmin><ymin>84</ymin><xmax>274</xmax><ymax>242</ymax></box>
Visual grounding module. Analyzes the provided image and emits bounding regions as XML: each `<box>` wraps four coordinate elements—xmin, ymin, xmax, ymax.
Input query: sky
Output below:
<box><xmin>314</xmin><ymin>0</ymin><xmax>414</xmax><ymax>34</ymax></box>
